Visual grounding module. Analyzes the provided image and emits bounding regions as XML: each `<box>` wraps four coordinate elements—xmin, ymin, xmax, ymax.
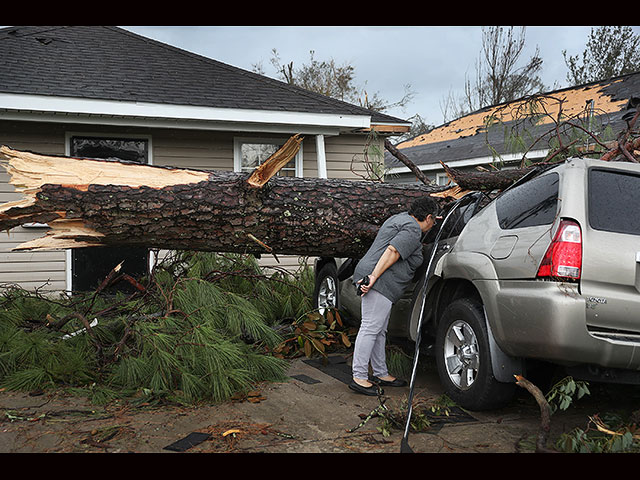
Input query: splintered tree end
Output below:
<box><xmin>0</xmin><ymin>144</ymin><xmax>211</xmax><ymax>192</ymax></box>
<box><xmin>246</xmin><ymin>134</ymin><xmax>303</xmax><ymax>187</ymax></box>
<box><xmin>11</xmin><ymin>219</ymin><xmax>106</xmax><ymax>251</ymax></box>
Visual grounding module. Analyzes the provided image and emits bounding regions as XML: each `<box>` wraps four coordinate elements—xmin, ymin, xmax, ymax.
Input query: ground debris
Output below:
<box><xmin>193</xmin><ymin>420</ymin><xmax>296</xmax><ymax>453</ymax></box>
<box><xmin>81</xmin><ymin>424</ymin><xmax>134</xmax><ymax>449</ymax></box>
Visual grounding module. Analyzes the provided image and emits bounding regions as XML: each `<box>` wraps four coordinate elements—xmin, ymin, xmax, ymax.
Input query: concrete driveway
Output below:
<box><xmin>4</xmin><ymin>352</ymin><xmax>634</xmax><ymax>453</ymax></box>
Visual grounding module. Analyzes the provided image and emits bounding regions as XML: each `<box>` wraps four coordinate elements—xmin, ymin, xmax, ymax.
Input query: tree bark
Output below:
<box><xmin>0</xmin><ymin>145</ymin><xmax>449</xmax><ymax>258</ymax></box>
<box><xmin>439</xmin><ymin>161</ymin><xmax>535</xmax><ymax>191</ymax></box>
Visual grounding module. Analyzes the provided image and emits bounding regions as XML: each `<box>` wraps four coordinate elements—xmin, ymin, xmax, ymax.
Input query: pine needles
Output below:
<box><xmin>0</xmin><ymin>252</ymin><xmax>315</xmax><ymax>405</ymax></box>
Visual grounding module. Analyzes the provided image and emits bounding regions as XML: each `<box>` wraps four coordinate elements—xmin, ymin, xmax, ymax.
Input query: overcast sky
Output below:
<box><xmin>119</xmin><ymin>26</ymin><xmax>639</xmax><ymax>126</ymax></box>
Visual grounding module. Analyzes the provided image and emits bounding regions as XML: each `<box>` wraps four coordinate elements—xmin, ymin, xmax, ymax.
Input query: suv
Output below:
<box><xmin>313</xmin><ymin>158</ymin><xmax>640</xmax><ymax>410</ymax></box>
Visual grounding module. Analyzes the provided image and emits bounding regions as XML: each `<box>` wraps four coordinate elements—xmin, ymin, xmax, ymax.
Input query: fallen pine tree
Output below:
<box><xmin>3</xmin><ymin>114</ymin><xmax>638</xmax><ymax>259</ymax></box>
<box><xmin>0</xmin><ymin>138</ymin><xmax>463</xmax><ymax>258</ymax></box>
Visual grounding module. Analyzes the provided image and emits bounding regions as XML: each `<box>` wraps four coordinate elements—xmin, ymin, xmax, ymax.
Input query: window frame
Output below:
<box><xmin>233</xmin><ymin>136</ymin><xmax>303</xmax><ymax>177</ymax></box>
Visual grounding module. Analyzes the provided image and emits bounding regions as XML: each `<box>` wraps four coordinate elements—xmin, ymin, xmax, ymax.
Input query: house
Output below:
<box><xmin>0</xmin><ymin>25</ymin><xmax>410</xmax><ymax>292</ymax></box>
<box><xmin>386</xmin><ymin>71</ymin><xmax>640</xmax><ymax>184</ymax></box>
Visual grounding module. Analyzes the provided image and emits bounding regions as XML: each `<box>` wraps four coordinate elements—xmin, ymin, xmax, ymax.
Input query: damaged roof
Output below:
<box><xmin>0</xmin><ymin>25</ymin><xmax>408</xmax><ymax>128</ymax></box>
<box><xmin>387</xmin><ymin>71</ymin><xmax>640</xmax><ymax>169</ymax></box>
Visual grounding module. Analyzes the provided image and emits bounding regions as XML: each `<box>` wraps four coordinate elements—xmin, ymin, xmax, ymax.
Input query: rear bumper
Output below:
<box><xmin>480</xmin><ymin>280</ymin><xmax>640</xmax><ymax>370</ymax></box>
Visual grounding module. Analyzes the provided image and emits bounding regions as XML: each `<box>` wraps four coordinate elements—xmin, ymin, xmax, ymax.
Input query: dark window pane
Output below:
<box><xmin>496</xmin><ymin>173</ymin><xmax>559</xmax><ymax>229</ymax></box>
<box><xmin>71</xmin><ymin>137</ymin><xmax>148</xmax><ymax>164</ymax></box>
<box><xmin>69</xmin><ymin>137</ymin><xmax>149</xmax><ymax>292</ymax></box>
<box><xmin>589</xmin><ymin>168</ymin><xmax>640</xmax><ymax>235</ymax></box>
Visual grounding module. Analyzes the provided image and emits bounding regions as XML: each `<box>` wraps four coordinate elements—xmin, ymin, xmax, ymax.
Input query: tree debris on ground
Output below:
<box><xmin>0</xmin><ymin>251</ymin><xmax>328</xmax><ymax>405</ymax></box>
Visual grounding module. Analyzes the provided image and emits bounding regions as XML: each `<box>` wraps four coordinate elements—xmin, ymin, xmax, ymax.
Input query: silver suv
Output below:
<box><xmin>314</xmin><ymin>158</ymin><xmax>640</xmax><ymax>410</ymax></box>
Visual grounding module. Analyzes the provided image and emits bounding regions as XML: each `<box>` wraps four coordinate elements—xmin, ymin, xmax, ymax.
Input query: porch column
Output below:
<box><xmin>315</xmin><ymin>134</ymin><xmax>328</xmax><ymax>179</ymax></box>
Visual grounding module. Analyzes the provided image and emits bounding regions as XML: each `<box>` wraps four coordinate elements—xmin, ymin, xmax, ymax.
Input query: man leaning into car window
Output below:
<box><xmin>349</xmin><ymin>197</ymin><xmax>438</xmax><ymax>396</ymax></box>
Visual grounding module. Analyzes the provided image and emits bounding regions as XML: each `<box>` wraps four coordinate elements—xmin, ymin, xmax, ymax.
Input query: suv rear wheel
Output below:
<box><xmin>314</xmin><ymin>262</ymin><xmax>339</xmax><ymax>315</ymax></box>
<box><xmin>435</xmin><ymin>298</ymin><xmax>516</xmax><ymax>411</ymax></box>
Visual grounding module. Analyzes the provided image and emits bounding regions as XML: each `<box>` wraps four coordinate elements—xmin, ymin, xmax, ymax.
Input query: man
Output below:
<box><xmin>349</xmin><ymin>196</ymin><xmax>438</xmax><ymax>396</ymax></box>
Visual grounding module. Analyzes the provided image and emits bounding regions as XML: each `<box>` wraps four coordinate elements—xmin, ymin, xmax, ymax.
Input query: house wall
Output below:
<box><xmin>0</xmin><ymin>120</ymin><xmax>382</xmax><ymax>291</ymax></box>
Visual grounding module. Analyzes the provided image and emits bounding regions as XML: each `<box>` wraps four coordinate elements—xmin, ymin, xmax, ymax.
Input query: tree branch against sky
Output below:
<box><xmin>563</xmin><ymin>26</ymin><xmax>640</xmax><ymax>85</ymax></box>
<box><xmin>252</xmin><ymin>48</ymin><xmax>417</xmax><ymax>116</ymax></box>
<box><xmin>441</xmin><ymin>26</ymin><xmax>546</xmax><ymax>122</ymax></box>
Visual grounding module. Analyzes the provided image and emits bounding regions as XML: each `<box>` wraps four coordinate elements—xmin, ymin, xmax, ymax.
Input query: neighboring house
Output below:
<box><xmin>386</xmin><ymin>71</ymin><xmax>640</xmax><ymax>185</ymax></box>
<box><xmin>0</xmin><ymin>25</ymin><xmax>410</xmax><ymax>292</ymax></box>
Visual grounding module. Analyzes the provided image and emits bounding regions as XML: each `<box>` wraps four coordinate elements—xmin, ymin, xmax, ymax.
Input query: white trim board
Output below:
<box><xmin>0</xmin><ymin>93</ymin><xmax>373</xmax><ymax>134</ymax></box>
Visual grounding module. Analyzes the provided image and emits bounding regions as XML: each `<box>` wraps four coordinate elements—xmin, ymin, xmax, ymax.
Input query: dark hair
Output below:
<box><xmin>408</xmin><ymin>196</ymin><xmax>438</xmax><ymax>222</ymax></box>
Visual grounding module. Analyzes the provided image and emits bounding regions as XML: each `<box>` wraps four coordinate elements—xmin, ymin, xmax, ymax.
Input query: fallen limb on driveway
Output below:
<box><xmin>0</xmin><ymin>142</ymin><xmax>457</xmax><ymax>258</ymax></box>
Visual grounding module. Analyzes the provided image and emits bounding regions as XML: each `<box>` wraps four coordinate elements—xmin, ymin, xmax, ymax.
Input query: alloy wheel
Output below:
<box><xmin>443</xmin><ymin>319</ymin><xmax>480</xmax><ymax>390</ymax></box>
<box><xmin>317</xmin><ymin>275</ymin><xmax>337</xmax><ymax>315</ymax></box>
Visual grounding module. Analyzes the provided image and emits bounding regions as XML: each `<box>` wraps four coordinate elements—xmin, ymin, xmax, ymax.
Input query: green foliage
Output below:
<box><xmin>563</xmin><ymin>26</ymin><xmax>640</xmax><ymax>85</ymax></box>
<box><xmin>557</xmin><ymin>414</ymin><xmax>640</xmax><ymax>453</ymax></box>
<box><xmin>0</xmin><ymin>252</ymin><xmax>315</xmax><ymax>405</ymax></box>
<box><xmin>546</xmin><ymin>376</ymin><xmax>590</xmax><ymax>414</ymax></box>
<box><xmin>544</xmin><ymin>376</ymin><xmax>640</xmax><ymax>453</ymax></box>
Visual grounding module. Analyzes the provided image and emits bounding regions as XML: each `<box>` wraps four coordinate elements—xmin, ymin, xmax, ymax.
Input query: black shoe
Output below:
<box><xmin>371</xmin><ymin>376</ymin><xmax>407</xmax><ymax>387</ymax></box>
<box><xmin>349</xmin><ymin>381</ymin><xmax>383</xmax><ymax>396</ymax></box>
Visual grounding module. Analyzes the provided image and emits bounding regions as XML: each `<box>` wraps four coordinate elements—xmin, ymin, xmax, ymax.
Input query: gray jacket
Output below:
<box><xmin>353</xmin><ymin>212</ymin><xmax>423</xmax><ymax>304</ymax></box>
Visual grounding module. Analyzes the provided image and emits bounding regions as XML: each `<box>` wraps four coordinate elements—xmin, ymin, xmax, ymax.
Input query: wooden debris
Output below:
<box><xmin>246</xmin><ymin>134</ymin><xmax>303</xmax><ymax>187</ymax></box>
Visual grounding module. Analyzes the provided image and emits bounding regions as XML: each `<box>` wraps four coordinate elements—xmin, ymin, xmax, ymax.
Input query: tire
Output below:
<box><xmin>313</xmin><ymin>262</ymin><xmax>339</xmax><ymax>315</ymax></box>
<box><xmin>435</xmin><ymin>298</ymin><xmax>516</xmax><ymax>411</ymax></box>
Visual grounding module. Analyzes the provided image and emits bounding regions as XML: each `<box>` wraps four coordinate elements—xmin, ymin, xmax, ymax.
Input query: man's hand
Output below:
<box><xmin>357</xmin><ymin>274</ymin><xmax>377</xmax><ymax>295</ymax></box>
<box><xmin>357</xmin><ymin>245</ymin><xmax>398</xmax><ymax>296</ymax></box>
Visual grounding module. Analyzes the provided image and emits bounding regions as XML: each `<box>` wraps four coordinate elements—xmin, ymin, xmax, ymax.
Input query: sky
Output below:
<box><xmin>117</xmin><ymin>26</ymin><xmax>639</xmax><ymax>127</ymax></box>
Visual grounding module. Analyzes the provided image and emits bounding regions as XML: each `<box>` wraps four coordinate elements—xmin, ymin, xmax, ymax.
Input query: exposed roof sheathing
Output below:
<box><xmin>398</xmin><ymin>78</ymin><xmax>629</xmax><ymax>149</ymax></box>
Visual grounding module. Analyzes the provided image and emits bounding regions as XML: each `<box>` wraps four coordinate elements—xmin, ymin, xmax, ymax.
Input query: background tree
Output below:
<box><xmin>253</xmin><ymin>48</ymin><xmax>415</xmax><ymax>115</ymax></box>
<box><xmin>442</xmin><ymin>26</ymin><xmax>546</xmax><ymax>121</ymax></box>
<box><xmin>393</xmin><ymin>113</ymin><xmax>434</xmax><ymax>144</ymax></box>
<box><xmin>563</xmin><ymin>26</ymin><xmax>640</xmax><ymax>85</ymax></box>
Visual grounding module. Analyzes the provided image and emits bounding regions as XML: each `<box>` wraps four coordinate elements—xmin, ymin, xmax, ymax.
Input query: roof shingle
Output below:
<box><xmin>0</xmin><ymin>25</ymin><xmax>407</xmax><ymax>125</ymax></box>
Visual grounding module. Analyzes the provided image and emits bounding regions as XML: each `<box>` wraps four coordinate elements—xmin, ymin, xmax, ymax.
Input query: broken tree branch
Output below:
<box><xmin>440</xmin><ymin>161</ymin><xmax>536</xmax><ymax>191</ymax></box>
<box><xmin>384</xmin><ymin>138</ymin><xmax>431</xmax><ymax>186</ymax></box>
<box><xmin>515</xmin><ymin>375</ymin><xmax>557</xmax><ymax>453</ymax></box>
<box><xmin>246</xmin><ymin>134</ymin><xmax>304</xmax><ymax>187</ymax></box>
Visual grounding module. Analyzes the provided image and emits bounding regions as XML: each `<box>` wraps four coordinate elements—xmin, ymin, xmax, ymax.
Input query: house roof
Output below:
<box><xmin>0</xmin><ymin>25</ymin><xmax>408</xmax><ymax>131</ymax></box>
<box><xmin>387</xmin><ymin>71</ymin><xmax>640</xmax><ymax>171</ymax></box>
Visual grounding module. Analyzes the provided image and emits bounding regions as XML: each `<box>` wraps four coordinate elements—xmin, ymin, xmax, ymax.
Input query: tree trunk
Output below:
<box><xmin>439</xmin><ymin>161</ymin><xmax>535</xmax><ymax>191</ymax></box>
<box><xmin>0</xmin><ymin>145</ymin><xmax>449</xmax><ymax>258</ymax></box>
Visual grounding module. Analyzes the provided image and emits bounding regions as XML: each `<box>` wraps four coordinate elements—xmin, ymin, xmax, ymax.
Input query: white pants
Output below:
<box><xmin>351</xmin><ymin>289</ymin><xmax>393</xmax><ymax>380</ymax></box>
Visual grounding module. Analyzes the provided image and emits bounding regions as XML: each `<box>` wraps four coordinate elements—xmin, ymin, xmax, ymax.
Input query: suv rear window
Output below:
<box><xmin>589</xmin><ymin>168</ymin><xmax>640</xmax><ymax>235</ymax></box>
<box><xmin>496</xmin><ymin>172</ymin><xmax>559</xmax><ymax>229</ymax></box>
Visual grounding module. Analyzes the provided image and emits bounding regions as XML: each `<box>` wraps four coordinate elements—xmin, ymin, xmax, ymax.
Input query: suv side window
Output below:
<box><xmin>496</xmin><ymin>172</ymin><xmax>559</xmax><ymax>229</ymax></box>
<box><xmin>589</xmin><ymin>168</ymin><xmax>640</xmax><ymax>235</ymax></box>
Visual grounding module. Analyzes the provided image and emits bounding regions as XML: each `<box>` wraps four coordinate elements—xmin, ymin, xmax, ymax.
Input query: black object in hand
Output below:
<box><xmin>356</xmin><ymin>276</ymin><xmax>370</xmax><ymax>296</ymax></box>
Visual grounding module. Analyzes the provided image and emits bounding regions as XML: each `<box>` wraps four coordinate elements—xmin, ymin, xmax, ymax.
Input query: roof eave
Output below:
<box><xmin>0</xmin><ymin>93</ymin><xmax>374</xmax><ymax>135</ymax></box>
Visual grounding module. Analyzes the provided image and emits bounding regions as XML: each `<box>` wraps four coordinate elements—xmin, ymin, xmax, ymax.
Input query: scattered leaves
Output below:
<box><xmin>272</xmin><ymin>308</ymin><xmax>355</xmax><ymax>360</ymax></box>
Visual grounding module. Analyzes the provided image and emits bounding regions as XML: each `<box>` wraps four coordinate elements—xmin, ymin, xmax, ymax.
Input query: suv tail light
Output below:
<box><xmin>537</xmin><ymin>220</ymin><xmax>582</xmax><ymax>281</ymax></box>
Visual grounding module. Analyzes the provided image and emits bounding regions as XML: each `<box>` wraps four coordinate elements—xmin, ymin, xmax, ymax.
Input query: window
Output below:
<box><xmin>68</xmin><ymin>136</ymin><xmax>150</xmax><ymax>292</ymax></box>
<box><xmin>234</xmin><ymin>138</ymin><xmax>303</xmax><ymax>177</ymax></box>
<box><xmin>436</xmin><ymin>173</ymin><xmax>453</xmax><ymax>186</ymax></box>
<box><xmin>495</xmin><ymin>172</ymin><xmax>559</xmax><ymax>230</ymax></box>
<box><xmin>589</xmin><ymin>168</ymin><xmax>640</xmax><ymax>235</ymax></box>
<box><xmin>71</xmin><ymin>136</ymin><xmax>148</xmax><ymax>164</ymax></box>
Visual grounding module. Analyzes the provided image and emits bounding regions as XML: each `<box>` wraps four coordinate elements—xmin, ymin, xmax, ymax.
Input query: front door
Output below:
<box><xmin>69</xmin><ymin>136</ymin><xmax>150</xmax><ymax>293</ymax></box>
